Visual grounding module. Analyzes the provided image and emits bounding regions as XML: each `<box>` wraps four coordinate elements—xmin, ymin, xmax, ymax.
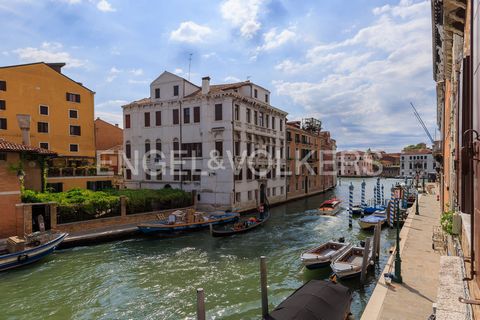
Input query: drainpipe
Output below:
<box><xmin>468</xmin><ymin>0</ymin><xmax>475</xmax><ymax>281</ymax></box>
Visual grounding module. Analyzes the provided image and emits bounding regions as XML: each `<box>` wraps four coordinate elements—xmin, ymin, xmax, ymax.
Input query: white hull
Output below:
<box><xmin>331</xmin><ymin>246</ymin><xmax>372</xmax><ymax>279</ymax></box>
<box><xmin>301</xmin><ymin>241</ymin><xmax>350</xmax><ymax>269</ymax></box>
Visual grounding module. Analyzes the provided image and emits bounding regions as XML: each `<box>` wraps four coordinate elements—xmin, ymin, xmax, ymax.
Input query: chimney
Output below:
<box><xmin>16</xmin><ymin>114</ymin><xmax>31</xmax><ymax>146</ymax></box>
<box><xmin>202</xmin><ymin>76</ymin><xmax>210</xmax><ymax>95</ymax></box>
<box><xmin>115</xmin><ymin>124</ymin><xmax>119</xmax><ymax>127</ymax></box>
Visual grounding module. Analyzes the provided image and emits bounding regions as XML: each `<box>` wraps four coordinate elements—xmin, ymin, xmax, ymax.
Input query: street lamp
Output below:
<box><xmin>392</xmin><ymin>196</ymin><xmax>403</xmax><ymax>283</ymax></box>
<box><xmin>415</xmin><ymin>189</ymin><xmax>419</xmax><ymax>215</ymax></box>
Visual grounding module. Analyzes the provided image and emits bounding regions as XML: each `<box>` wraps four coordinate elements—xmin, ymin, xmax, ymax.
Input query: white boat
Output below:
<box><xmin>358</xmin><ymin>211</ymin><xmax>387</xmax><ymax>230</ymax></box>
<box><xmin>331</xmin><ymin>246</ymin><xmax>373</xmax><ymax>279</ymax></box>
<box><xmin>300</xmin><ymin>241</ymin><xmax>351</xmax><ymax>269</ymax></box>
<box><xmin>317</xmin><ymin>199</ymin><xmax>342</xmax><ymax>216</ymax></box>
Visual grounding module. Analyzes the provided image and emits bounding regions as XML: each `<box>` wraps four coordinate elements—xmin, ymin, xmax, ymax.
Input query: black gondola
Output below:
<box><xmin>210</xmin><ymin>210</ymin><xmax>270</xmax><ymax>237</ymax></box>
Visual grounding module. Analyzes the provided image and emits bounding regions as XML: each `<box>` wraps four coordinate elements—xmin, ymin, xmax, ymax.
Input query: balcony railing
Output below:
<box><xmin>47</xmin><ymin>167</ymin><xmax>110</xmax><ymax>177</ymax></box>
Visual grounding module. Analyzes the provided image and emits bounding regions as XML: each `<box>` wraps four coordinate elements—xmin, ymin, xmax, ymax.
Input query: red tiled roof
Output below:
<box><xmin>0</xmin><ymin>138</ymin><xmax>57</xmax><ymax>155</ymax></box>
<box><xmin>184</xmin><ymin>81</ymin><xmax>252</xmax><ymax>98</ymax></box>
<box><xmin>401</xmin><ymin>149</ymin><xmax>432</xmax><ymax>155</ymax></box>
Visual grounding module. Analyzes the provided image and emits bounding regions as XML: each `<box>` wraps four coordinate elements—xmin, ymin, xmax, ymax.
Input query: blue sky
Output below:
<box><xmin>0</xmin><ymin>0</ymin><xmax>436</xmax><ymax>152</ymax></box>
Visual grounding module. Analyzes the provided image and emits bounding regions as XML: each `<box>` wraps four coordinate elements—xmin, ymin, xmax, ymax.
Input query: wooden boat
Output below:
<box><xmin>210</xmin><ymin>210</ymin><xmax>270</xmax><ymax>237</ymax></box>
<box><xmin>331</xmin><ymin>246</ymin><xmax>373</xmax><ymax>279</ymax></box>
<box><xmin>318</xmin><ymin>198</ymin><xmax>342</xmax><ymax>216</ymax></box>
<box><xmin>300</xmin><ymin>241</ymin><xmax>351</xmax><ymax>269</ymax></box>
<box><xmin>351</xmin><ymin>205</ymin><xmax>363</xmax><ymax>215</ymax></box>
<box><xmin>137</xmin><ymin>210</ymin><xmax>239</xmax><ymax>234</ymax></box>
<box><xmin>0</xmin><ymin>232</ymin><xmax>67</xmax><ymax>272</ymax></box>
<box><xmin>267</xmin><ymin>280</ymin><xmax>352</xmax><ymax>320</ymax></box>
<box><xmin>358</xmin><ymin>211</ymin><xmax>387</xmax><ymax>230</ymax></box>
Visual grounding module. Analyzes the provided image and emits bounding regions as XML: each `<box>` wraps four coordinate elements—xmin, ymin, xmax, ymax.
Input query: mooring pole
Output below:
<box><xmin>196</xmin><ymin>288</ymin><xmax>206</xmax><ymax>320</ymax></box>
<box><xmin>260</xmin><ymin>256</ymin><xmax>269</xmax><ymax>318</ymax></box>
<box><xmin>373</xmin><ymin>185</ymin><xmax>377</xmax><ymax>208</ymax></box>
<box><xmin>349</xmin><ymin>182</ymin><xmax>353</xmax><ymax>228</ymax></box>
<box><xmin>361</xmin><ymin>179</ymin><xmax>366</xmax><ymax>217</ymax></box>
<box><xmin>381</xmin><ymin>184</ymin><xmax>385</xmax><ymax>206</ymax></box>
<box><xmin>376</xmin><ymin>222</ymin><xmax>381</xmax><ymax>259</ymax></box>
<box><xmin>360</xmin><ymin>237</ymin><xmax>371</xmax><ymax>284</ymax></box>
<box><xmin>389</xmin><ymin>186</ymin><xmax>395</xmax><ymax>228</ymax></box>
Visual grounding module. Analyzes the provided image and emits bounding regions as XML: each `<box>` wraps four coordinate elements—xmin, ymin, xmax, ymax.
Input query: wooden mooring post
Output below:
<box><xmin>196</xmin><ymin>288</ymin><xmax>206</xmax><ymax>320</ymax></box>
<box><xmin>360</xmin><ymin>237</ymin><xmax>371</xmax><ymax>284</ymax></box>
<box><xmin>260</xmin><ymin>256</ymin><xmax>269</xmax><ymax>318</ymax></box>
<box><xmin>372</xmin><ymin>222</ymin><xmax>381</xmax><ymax>261</ymax></box>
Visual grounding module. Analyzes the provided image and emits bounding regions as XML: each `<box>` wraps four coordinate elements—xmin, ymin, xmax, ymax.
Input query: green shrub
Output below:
<box><xmin>441</xmin><ymin>210</ymin><xmax>454</xmax><ymax>235</ymax></box>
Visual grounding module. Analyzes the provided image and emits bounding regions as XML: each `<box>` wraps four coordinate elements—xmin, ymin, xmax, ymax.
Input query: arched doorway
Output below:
<box><xmin>259</xmin><ymin>183</ymin><xmax>266</xmax><ymax>205</ymax></box>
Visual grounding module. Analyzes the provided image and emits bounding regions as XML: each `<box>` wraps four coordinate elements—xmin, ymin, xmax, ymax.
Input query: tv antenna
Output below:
<box><xmin>188</xmin><ymin>53</ymin><xmax>193</xmax><ymax>80</ymax></box>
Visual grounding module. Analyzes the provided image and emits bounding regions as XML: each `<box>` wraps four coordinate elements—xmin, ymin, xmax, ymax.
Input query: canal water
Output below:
<box><xmin>0</xmin><ymin>177</ymin><xmax>401</xmax><ymax>320</ymax></box>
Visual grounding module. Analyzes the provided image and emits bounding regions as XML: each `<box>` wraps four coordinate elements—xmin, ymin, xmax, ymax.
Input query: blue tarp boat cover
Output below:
<box><xmin>267</xmin><ymin>280</ymin><xmax>352</xmax><ymax>320</ymax></box>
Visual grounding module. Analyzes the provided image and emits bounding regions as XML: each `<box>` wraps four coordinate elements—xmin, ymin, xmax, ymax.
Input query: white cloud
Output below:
<box><xmin>257</xmin><ymin>27</ymin><xmax>296</xmax><ymax>51</ymax></box>
<box><xmin>220</xmin><ymin>0</ymin><xmax>264</xmax><ymax>39</ymax></box>
<box><xmin>129</xmin><ymin>68</ymin><xmax>143</xmax><ymax>76</ymax></box>
<box><xmin>202</xmin><ymin>52</ymin><xmax>217</xmax><ymax>59</ymax></box>
<box><xmin>224</xmin><ymin>76</ymin><xmax>241</xmax><ymax>82</ymax></box>
<box><xmin>13</xmin><ymin>42</ymin><xmax>86</xmax><ymax>68</ymax></box>
<box><xmin>96</xmin><ymin>99</ymin><xmax>128</xmax><ymax>109</ymax></box>
<box><xmin>128</xmin><ymin>79</ymin><xmax>149</xmax><ymax>84</ymax></box>
<box><xmin>170</xmin><ymin>21</ymin><xmax>212</xmax><ymax>43</ymax></box>
<box><xmin>273</xmin><ymin>0</ymin><xmax>435</xmax><ymax>150</ymax></box>
<box><xmin>106</xmin><ymin>66</ymin><xmax>121</xmax><ymax>82</ymax></box>
<box><xmin>95</xmin><ymin>111</ymin><xmax>123</xmax><ymax>127</ymax></box>
<box><xmin>96</xmin><ymin>0</ymin><xmax>115</xmax><ymax>12</ymax></box>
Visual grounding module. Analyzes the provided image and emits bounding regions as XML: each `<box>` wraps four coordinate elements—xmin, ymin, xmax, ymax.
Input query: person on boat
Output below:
<box><xmin>259</xmin><ymin>205</ymin><xmax>265</xmax><ymax>219</ymax></box>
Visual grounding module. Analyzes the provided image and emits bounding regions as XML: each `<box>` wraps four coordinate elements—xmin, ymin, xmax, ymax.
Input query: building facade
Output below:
<box><xmin>336</xmin><ymin>151</ymin><xmax>374</xmax><ymax>177</ymax></box>
<box><xmin>286</xmin><ymin>119</ymin><xmax>336</xmax><ymax>200</ymax></box>
<box><xmin>95</xmin><ymin>117</ymin><xmax>123</xmax><ymax>188</ymax></box>
<box><xmin>123</xmin><ymin>72</ymin><xmax>287</xmax><ymax>211</ymax></box>
<box><xmin>0</xmin><ymin>62</ymin><xmax>112</xmax><ymax>192</ymax></box>
<box><xmin>378</xmin><ymin>152</ymin><xmax>400</xmax><ymax>177</ymax></box>
<box><xmin>399</xmin><ymin>150</ymin><xmax>436</xmax><ymax>179</ymax></box>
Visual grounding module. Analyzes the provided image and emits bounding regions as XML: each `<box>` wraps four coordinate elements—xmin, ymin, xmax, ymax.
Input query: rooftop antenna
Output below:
<box><xmin>188</xmin><ymin>53</ymin><xmax>193</xmax><ymax>81</ymax></box>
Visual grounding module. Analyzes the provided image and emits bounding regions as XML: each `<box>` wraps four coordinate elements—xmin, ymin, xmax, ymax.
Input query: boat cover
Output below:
<box><xmin>267</xmin><ymin>280</ymin><xmax>351</xmax><ymax>320</ymax></box>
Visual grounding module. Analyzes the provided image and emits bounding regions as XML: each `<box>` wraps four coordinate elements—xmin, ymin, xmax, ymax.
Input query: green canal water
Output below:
<box><xmin>0</xmin><ymin>177</ymin><xmax>401</xmax><ymax>320</ymax></box>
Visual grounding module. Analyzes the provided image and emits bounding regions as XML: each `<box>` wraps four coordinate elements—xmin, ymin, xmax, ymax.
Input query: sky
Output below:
<box><xmin>0</xmin><ymin>0</ymin><xmax>437</xmax><ymax>152</ymax></box>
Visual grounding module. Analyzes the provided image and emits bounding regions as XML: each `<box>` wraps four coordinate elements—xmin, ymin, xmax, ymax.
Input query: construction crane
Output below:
<box><xmin>410</xmin><ymin>102</ymin><xmax>434</xmax><ymax>144</ymax></box>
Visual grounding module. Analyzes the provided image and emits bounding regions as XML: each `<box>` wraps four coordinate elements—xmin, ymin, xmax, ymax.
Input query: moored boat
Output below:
<box><xmin>0</xmin><ymin>232</ymin><xmax>67</xmax><ymax>272</ymax></box>
<box><xmin>300</xmin><ymin>240</ymin><xmax>351</xmax><ymax>269</ymax></box>
<box><xmin>331</xmin><ymin>246</ymin><xmax>373</xmax><ymax>279</ymax></box>
<box><xmin>358</xmin><ymin>211</ymin><xmax>387</xmax><ymax>230</ymax></box>
<box><xmin>318</xmin><ymin>198</ymin><xmax>342</xmax><ymax>216</ymax></box>
<box><xmin>210</xmin><ymin>210</ymin><xmax>270</xmax><ymax>237</ymax></box>
<box><xmin>137</xmin><ymin>209</ymin><xmax>239</xmax><ymax>234</ymax></box>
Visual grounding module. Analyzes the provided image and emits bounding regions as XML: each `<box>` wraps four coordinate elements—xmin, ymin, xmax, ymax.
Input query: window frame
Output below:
<box><xmin>155</xmin><ymin>110</ymin><xmax>161</xmax><ymax>126</ymax></box>
<box><xmin>69</xmin><ymin>144</ymin><xmax>79</xmax><ymax>152</ymax></box>
<box><xmin>69</xmin><ymin>125</ymin><xmax>81</xmax><ymax>136</ymax></box>
<box><xmin>39</xmin><ymin>105</ymin><xmax>49</xmax><ymax>116</ymax></box>
<box><xmin>69</xmin><ymin>109</ymin><xmax>79</xmax><ymax>119</ymax></box>
<box><xmin>37</xmin><ymin>122</ymin><xmax>49</xmax><ymax>133</ymax></box>
<box><xmin>0</xmin><ymin>118</ymin><xmax>6</xmax><ymax>130</ymax></box>
<box><xmin>214</xmin><ymin>104</ymin><xmax>223</xmax><ymax>121</ymax></box>
<box><xmin>193</xmin><ymin>106</ymin><xmax>200</xmax><ymax>123</ymax></box>
<box><xmin>125</xmin><ymin>114</ymin><xmax>131</xmax><ymax>129</ymax></box>
<box><xmin>144</xmin><ymin>112</ymin><xmax>151</xmax><ymax>127</ymax></box>
<box><xmin>173</xmin><ymin>85</ymin><xmax>179</xmax><ymax>97</ymax></box>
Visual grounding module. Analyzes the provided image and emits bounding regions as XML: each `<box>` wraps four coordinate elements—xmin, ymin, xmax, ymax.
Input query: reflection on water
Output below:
<box><xmin>0</xmin><ymin>178</ymin><xmax>401</xmax><ymax>320</ymax></box>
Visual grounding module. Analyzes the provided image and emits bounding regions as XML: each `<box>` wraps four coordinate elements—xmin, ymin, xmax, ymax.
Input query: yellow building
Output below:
<box><xmin>0</xmin><ymin>62</ymin><xmax>113</xmax><ymax>191</ymax></box>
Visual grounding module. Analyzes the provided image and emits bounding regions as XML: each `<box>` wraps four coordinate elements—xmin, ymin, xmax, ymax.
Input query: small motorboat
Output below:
<box><xmin>351</xmin><ymin>204</ymin><xmax>363</xmax><ymax>215</ymax></box>
<box><xmin>318</xmin><ymin>198</ymin><xmax>342</xmax><ymax>216</ymax></box>
<box><xmin>331</xmin><ymin>246</ymin><xmax>373</xmax><ymax>279</ymax></box>
<box><xmin>301</xmin><ymin>240</ymin><xmax>351</xmax><ymax>269</ymax></box>
<box><xmin>358</xmin><ymin>211</ymin><xmax>387</xmax><ymax>230</ymax></box>
<box><xmin>362</xmin><ymin>205</ymin><xmax>385</xmax><ymax>215</ymax></box>
<box><xmin>210</xmin><ymin>210</ymin><xmax>270</xmax><ymax>237</ymax></box>
<box><xmin>0</xmin><ymin>231</ymin><xmax>67</xmax><ymax>272</ymax></box>
<box><xmin>267</xmin><ymin>280</ymin><xmax>352</xmax><ymax>320</ymax></box>
<box><xmin>138</xmin><ymin>209</ymin><xmax>239</xmax><ymax>234</ymax></box>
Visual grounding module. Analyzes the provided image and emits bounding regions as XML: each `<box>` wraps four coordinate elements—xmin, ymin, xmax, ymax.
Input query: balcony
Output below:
<box><xmin>47</xmin><ymin>166</ymin><xmax>110</xmax><ymax>177</ymax></box>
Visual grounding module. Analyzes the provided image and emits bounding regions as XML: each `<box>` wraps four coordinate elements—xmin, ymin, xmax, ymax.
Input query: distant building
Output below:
<box><xmin>123</xmin><ymin>71</ymin><xmax>287</xmax><ymax>211</ymax></box>
<box><xmin>0</xmin><ymin>62</ymin><xmax>113</xmax><ymax>192</ymax></box>
<box><xmin>379</xmin><ymin>152</ymin><xmax>401</xmax><ymax>178</ymax></box>
<box><xmin>336</xmin><ymin>151</ymin><xmax>374</xmax><ymax>177</ymax></box>
<box><xmin>95</xmin><ymin>117</ymin><xmax>123</xmax><ymax>188</ymax></box>
<box><xmin>286</xmin><ymin>119</ymin><xmax>336</xmax><ymax>199</ymax></box>
<box><xmin>399</xmin><ymin>149</ymin><xmax>436</xmax><ymax>178</ymax></box>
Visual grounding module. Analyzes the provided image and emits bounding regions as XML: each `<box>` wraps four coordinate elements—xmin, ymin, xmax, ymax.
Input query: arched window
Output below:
<box><xmin>125</xmin><ymin>141</ymin><xmax>131</xmax><ymax>159</ymax></box>
<box><xmin>173</xmin><ymin>138</ymin><xmax>179</xmax><ymax>158</ymax></box>
<box><xmin>155</xmin><ymin>139</ymin><xmax>162</xmax><ymax>161</ymax></box>
<box><xmin>145</xmin><ymin>139</ymin><xmax>151</xmax><ymax>154</ymax></box>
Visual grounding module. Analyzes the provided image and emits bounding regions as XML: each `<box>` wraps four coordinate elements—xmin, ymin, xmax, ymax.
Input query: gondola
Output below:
<box><xmin>210</xmin><ymin>210</ymin><xmax>270</xmax><ymax>237</ymax></box>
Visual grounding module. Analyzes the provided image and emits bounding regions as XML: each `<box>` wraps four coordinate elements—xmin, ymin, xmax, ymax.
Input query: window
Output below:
<box><xmin>280</xmin><ymin>186</ymin><xmax>284</xmax><ymax>195</ymax></box>
<box><xmin>265</xmin><ymin>114</ymin><xmax>269</xmax><ymax>128</ymax></box>
<box><xmin>265</xmin><ymin>94</ymin><xmax>269</xmax><ymax>103</ymax></box>
<box><xmin>181</xmin><ymin>143</ymin><xmax>203</xmax><ymax>157</ymax></box>
<box><xmin>247</xmin><ymin>168</ymin><xmax>253</xmax><ymax>180</ymax></box>
<box><xmin>46</xmin><ymin>182</ymin><xmax>63</xmax><ymax>193</ymax></box>
<box><xmin>173</xmin><ymin>139</ymin><xmax>180</xmax><ymax>158</ymax></box>
<box><xmin>215</xmin><ymin>141</ymin><xmax>223</xmax><ymax>157</ymax></box>
<box><xmin>70</xmin><ymin>144</ymin><xmax>79</xmax><ymax>152</ymax></box>
<box><xmin>145</xmin><ymin>172</ymin><xmax>151</xmax><ymax>180</ymax></box>
<box><xmin>181</xmin><ymin>169</ymin><xmax>191</xmax><ymax>182</ymax></box>
<box><xmin>156</xmin><ymin>169</ymin><xmax>162</xmax><ymax>181</ymax></box>
<box><xmin>66</xmin><ymin>92</ymin><xmax>81</xmax><ymax>103</ymax></box>
<box><xmin>0</xmin><ymin>118</ymin><xmax>6</xmax><ymax>130</ymax></box>
<box><xmin>125</xmin><ymin>141</ymin><xmax>131</xmax><ymax>159</ymax></box>
<box><xmin>280</xmin><ymin>119</ymin><xmax>283</xmax><ymax>131</ymax></box>
<box><xmin>38</xmin><ymin>122</ymin><xmax>49</xmax><ymax>133</ymax></box>
<box><xmin>272</xmin><ymin>187</ymin><xmax>276</xmax><ymax>196</ymax></box>
<box><xmin>39</xmin><ymin>142</ymin><xmax>49</xmax><ymax>149</ymax></box>
<box><xmin>173</xmin><ymin>109</ymin><xmax>179</xmax><ymax>124</ymax></box>
<box><xmin>154</xmin><ymin>110</ymin><xmax>161</xmax><ymax>126</ymax></box>
<box><xmin>144</xmin><ymin>112</ymin><xmax>150</xmax><ymax>127</ymax></box>
<box><xmin>174</xmin><ymin>169</ymin><xmax>180</xmax><ymax>181</ymax></box>
<box><xmin>215</xmin><ymin>104</ymin><xmax>223</xmax><ymax>120</ymax></box>
<box><xmin>0</xmin><ymin>100</ymin><xmax>4</xmax><ymax>110</ymax></box>
<box><xmin>184</xmin><ymin>108</ymin><xmax>190</xmax><ymax>124</ymax></box>
<box><xmin>0</xmin><ymin>152</ymin><xmax>6</xmax><ymax>161</ymax></box>
<box><xmin>155</xmin><ymin>88</ymin><xmax>160</xmax><ymax>99</ymax></box>
<box><xmin>125</xmin><ymin>114</ymin><xmax>131</xmax><ymax>128</ymax></box>
<box><xmin>235</xmin><ymin>140</ymin><xmax>240</xmax><ymax>156</ymax></box>
<box><xmin>69</xmin><ymin>109</ymin><xmax>78</xmax><ymax>118</ymax></box>
<box><xmin>248</xmin><ymin>191</ymin><xmax>252</xmax><ymax>200</ymax></box>
<box><xmin>145</xmin><ymin>140</ymin><xmax>150</xmax><ymax>154</ymax></box>
<box><xmin>173</xmin><ymin>85</ymin><xmax>179</xmax><ymax>96</ymax></box>
<box><xmin>235</xmin><ymin>104</ymin><xmax>240</xmax><ymax>121</ymax></box>
<box><xmin>39</xmin><ymin>105</ymin><xmax>49</xmax><ymax>115</ymax></box>
<box><xmin>272</xmin><ymin>117</ymin><xmax>276</xmax><ymax>130</ymax></box>
<box><xmin>126</xmin><ymin>169</ymin><xmax>132</xmax><ymax>180</ymax></box>
<box><xmin>246</xmin><ymin>108</ymin><xmax>251</xmax><ymax>123</ymax></box>
<box><xmin>235</xmin><ymin>192</ymin><xmax>241</xmax><ymax>203</ymax></box>
<box><xmin>0</xmin><ymin>80</ymin><xmax>6</xmax><ymax>91</ymax></box>
<box><xmin>254</xmin><ymin>88</ymin><xmax>258</xmax><ymax>98</ymax></box>
<box><xmin>194</xmin><ymin>106</ymin><xmax>200</xmax><ymax>123</ymax></box>
<box><xmin>193</xmin><ymin>169</ymin><xmax>201</xmax><ymax>181</ymax></box>
<box><xmin>70</xmin><ymin>125</ymin><xmax>81</xmax><ymax>136</ymax></box>
<box><xmin>254</xmin><ymin>111</ymin><xmax>258</xmax><ymax>125</ymax></box>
